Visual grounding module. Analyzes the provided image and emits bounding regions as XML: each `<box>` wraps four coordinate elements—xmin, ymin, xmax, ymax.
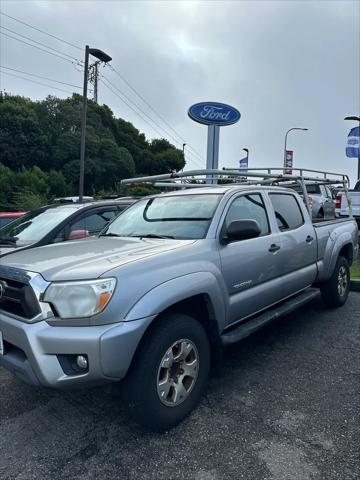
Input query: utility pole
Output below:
<box><xmin>88</xmin><ymin>61</ymin><xmax>100</xmax><ymax>103</ymax></box>
<box><xmin>79</xmin><ymin>45</ymin><xmax>90</xmax><ymax>204</ymax></box>
<box><xmin>79</xmin><ymin>46</ymin><xmax>112</xmax><ymax>203</ymax></box>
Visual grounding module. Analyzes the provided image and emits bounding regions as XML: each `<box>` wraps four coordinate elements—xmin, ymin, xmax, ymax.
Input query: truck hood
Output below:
<box><xmin>0</xmin><ymin>237</ymin><xmax>194</xmax><ymax>281</ymax></box>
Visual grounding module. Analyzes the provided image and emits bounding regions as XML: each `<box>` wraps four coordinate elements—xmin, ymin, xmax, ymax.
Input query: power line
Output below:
<box><xmin>0</xmin><ymin>65</ymin><xmax>83</xmax><ymax>89</ymax></box>
<box><xmin>101</xmin><ymin>74</ymin><xmax>203</xmax><ymax>167</ymax></box>
<box><xmin>100</xmin><ymin>76</ymin><xmax>173</xmax><ymax>141</ymax></box>
<box><xmin>0</xmin><ymin>26</ymin><xmax>83</xmax><ymax>63</ymax></box>
<box><xmin>0</xmin><ymin>12</ymin><xmax>204</xmax><ymax>166</ymax></box>
<box><xmin>0</xmin><ymin>11</ymin><xmax>83</xmax><ymax>51</ymax></box>
<box><xmin>108</xmin><ymin>64</ymin><xmax>205</xmax><ymax>162</ymax></box>
<box><xmin>0</xmin><ymin>31</ymin><xmax>80</xmax><ymax>65</ymax></box>
<box><xmin>100</xmin><ymin>76</ymin><xmax>203</xmax><ymax>168</ymax></box>
<box><xmin>0</xmin><ymin>70</ymin><xmax>76</xmax><ymax>94</ymax></box>
<box><xmin>103</xmin><ymin>74</ymin><xmax>186</xmax><ymax>147</ymax></box>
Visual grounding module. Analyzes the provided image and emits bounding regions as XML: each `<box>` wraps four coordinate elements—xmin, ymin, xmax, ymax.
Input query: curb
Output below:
<box><xmin>350</xmin><ymin>280</ymin><xmax>360</xmax><ymax>292</ymax></box>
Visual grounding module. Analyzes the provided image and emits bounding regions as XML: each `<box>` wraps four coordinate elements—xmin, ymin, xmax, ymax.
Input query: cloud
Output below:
<box><xmin>0</xmin><ymin>0</ymin><xmax>359</xmax><ymax>181</ymax></box>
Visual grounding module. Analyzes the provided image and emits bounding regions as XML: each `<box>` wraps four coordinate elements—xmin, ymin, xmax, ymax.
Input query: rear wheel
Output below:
<box><xmin>122</xmin><ymin>313</ymin><xmax>210</xmax><ymax>430</ymax></box>
<box><xmin>320</xmin><ymin>256</ymin><xmax>350</xmax><ymax>307</ymax></box>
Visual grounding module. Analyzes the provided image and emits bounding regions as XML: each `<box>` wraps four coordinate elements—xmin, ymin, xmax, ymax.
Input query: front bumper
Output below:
<box><xmin>0</xmin><ymin>313</ymin><xmax>153</xmax><ymax>388</ymax></box>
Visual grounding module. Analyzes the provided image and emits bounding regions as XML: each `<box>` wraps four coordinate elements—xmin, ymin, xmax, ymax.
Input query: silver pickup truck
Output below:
<box><xmin>0</xmin><ymin>174</ymin><xmax>358</xmax><ymax>430</ymax></box>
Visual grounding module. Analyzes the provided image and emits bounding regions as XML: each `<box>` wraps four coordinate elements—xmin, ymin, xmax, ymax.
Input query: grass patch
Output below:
<box><xmin>350</xmin><ymin>257</ymin><xmax>360</xmax><ymax>280</ymax></box>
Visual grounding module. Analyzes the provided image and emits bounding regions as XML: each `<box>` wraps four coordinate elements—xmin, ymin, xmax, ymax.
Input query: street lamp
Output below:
<box><xmin>79</xmin><ymin>45</ymin><xmax>112</xmax><ymax>202</ymax></box>
<box><xmin>344</xmin><ymin>116</ymin><xmax>360</xmax><ymax>179</ymax></box>
<box><xmin>284</xmin><ymin>127</ymin><xmax>308</xmax><ymax>166</ymax></box>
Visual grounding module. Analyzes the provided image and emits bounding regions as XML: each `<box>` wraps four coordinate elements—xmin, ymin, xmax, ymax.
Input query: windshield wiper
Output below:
<box><xmin>136</xmin><ymin>234</ymin><xmax>175</xmax><ymax>239</ymax></box>
<box><xmin>99</xmin><ymin>233</ymin><xmax>175</xmax><ymax>239</ymax></box>
<box><xmin>0</xmin><ymin>237</ymin><xmax>18</xmax><ymax>246</ymax></box>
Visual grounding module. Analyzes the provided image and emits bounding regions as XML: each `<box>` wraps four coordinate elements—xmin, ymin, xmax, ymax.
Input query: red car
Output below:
<box><xmin>0</xmin><ymin>211</ymin><xmax>26</xmax><ymax>228</ymax></box>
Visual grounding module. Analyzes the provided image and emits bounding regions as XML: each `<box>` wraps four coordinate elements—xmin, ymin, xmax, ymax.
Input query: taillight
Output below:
<box><xmin>335</xmin><ymin>194</ymin><xmax>342</xmax><ymax>209</ymax></box>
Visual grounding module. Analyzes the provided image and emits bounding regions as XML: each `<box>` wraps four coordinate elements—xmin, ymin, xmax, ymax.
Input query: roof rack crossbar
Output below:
<box><xmin>121</xmin><ymin>169</ymin><xmax>349</xmax><ymax>186</ymax></box>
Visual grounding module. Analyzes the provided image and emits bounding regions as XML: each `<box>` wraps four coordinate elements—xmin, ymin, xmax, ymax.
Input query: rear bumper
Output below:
<box><xmin>0</xmin><ymin>313</ymin><xmax>153</xmax><ymax>388</ymax></box>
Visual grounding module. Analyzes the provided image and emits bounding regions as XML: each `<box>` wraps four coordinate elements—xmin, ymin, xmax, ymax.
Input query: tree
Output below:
<box><xmin>0</xmin><ymin>95</ymin><xmax>46</xmax><ymax>170</ymax></box>
<box><xmin>0</xmin><ymin>92</ymin><xmax>184</xmax><ymax>205</ymax></box>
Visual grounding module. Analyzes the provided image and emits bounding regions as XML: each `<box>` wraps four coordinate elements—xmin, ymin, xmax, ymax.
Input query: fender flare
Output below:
<box><xmin>125</xmin><ymin>271</ymin><xmax>226</xmax><ymax>332</ymax></box>
<box><xmin>322</xmin><ymin>232</ymin><xmax>353</xmax><ymax>280</ymax></box>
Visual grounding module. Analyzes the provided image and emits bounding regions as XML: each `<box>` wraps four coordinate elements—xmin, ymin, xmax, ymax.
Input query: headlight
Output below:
<box><xmin>43</xmin><ymin>278</ymin><xmax>116</xmax><ymax>319</ymax></box>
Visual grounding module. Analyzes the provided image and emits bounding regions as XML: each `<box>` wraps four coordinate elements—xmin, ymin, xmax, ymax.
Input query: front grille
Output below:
<box><xmin>0</xmin><ymin>276</ymin><xmax>41</xmax><ymax>319</ymax></box>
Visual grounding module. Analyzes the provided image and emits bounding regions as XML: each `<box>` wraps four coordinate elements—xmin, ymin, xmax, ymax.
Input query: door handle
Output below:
<box><xmin>268</xmin><ymin>244</ymin><xmax>281</xmax><ymax>253</ymax></box>
<box><xmin>306</xmin><ymin>235</ymin><xmax>314</xmax><ymax>243</ymax></box>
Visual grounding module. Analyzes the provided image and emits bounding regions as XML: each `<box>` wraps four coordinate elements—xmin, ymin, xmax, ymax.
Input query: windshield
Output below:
<box><xmin>103</xmin><ymin>194</ymin><xmax>221</xmax><ymax>240</ymax></box>
<box><xmin>0</xmin><ymin>206</ymin><xmax>78</xmax><ymax>246</ymax></box>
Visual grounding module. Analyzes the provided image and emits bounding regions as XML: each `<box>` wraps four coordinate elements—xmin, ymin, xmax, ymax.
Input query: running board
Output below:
<box><xmin>221</xmin><ymin>288</ymin><xmax>320</xmax><ymax>347</ymax></box>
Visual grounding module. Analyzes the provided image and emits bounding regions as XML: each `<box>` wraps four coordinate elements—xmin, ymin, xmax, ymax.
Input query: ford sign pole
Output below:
<box><xmin>206</xmin><ymin>125</ymin><xmax>220</xmax><ymax>184</ymax></box>
<box><xmin>188</xmin><ymin>102</ymin><xmax>241</xmax><ymax>184</ymax></box>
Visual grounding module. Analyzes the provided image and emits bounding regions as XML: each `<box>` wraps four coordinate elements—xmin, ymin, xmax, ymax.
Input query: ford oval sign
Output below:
<box><xmin>188</xmin><ymin>102</ymin><xmax>241</xmax><ymax>126</ymax></box>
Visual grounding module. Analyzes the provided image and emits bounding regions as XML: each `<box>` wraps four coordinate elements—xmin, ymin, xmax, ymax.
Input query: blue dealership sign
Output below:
<box><xmin>346</xmin><ymin>126</ymin><xmax>360</xmax><ymax>158</ymax></box>
<box><xmin>188</xmin><ymin>101</ymin><xmax>241</xmax><ymax>126</ymax></box>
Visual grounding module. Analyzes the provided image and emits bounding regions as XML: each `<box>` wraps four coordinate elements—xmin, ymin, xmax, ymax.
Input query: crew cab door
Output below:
<box><xmin>218</xmin><ymin>192</ymin><xmax>283</xmax><ymax>325</ymax></box>
<box><xmin>268</xmin><ymin>192</ymin><xmax>317</xmax><ymax>298</ymax></box>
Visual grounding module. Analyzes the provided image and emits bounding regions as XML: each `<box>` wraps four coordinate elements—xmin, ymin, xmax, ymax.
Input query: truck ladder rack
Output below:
<box><xmin>121</xmin><ymin>168</ymin><xmax>352</xmax><ymax>217</ymax></box>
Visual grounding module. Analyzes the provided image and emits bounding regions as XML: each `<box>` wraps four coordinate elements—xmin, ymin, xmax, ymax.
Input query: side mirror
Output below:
<box><xmin>224</xmin><ymin>219</ymin><xmax>261</xmax><ymax>242</ymax></box>
<box><xmin>68</xmin><ymin>229</ymin><xmax>90</xmax><ymax>241</ymax></box>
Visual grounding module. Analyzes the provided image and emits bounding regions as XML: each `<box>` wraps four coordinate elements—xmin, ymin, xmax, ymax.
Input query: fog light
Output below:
<box><xmin>76</xmin><ymin>355</ymin><xmax>88</xmax><ymax>370</ymax></box>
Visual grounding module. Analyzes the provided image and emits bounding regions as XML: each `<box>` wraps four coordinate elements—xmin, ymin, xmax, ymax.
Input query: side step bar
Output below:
<box><xmin>221</xmin><ymin>288</ymin><xmax>320</xmax><ymax>347</ymax></box>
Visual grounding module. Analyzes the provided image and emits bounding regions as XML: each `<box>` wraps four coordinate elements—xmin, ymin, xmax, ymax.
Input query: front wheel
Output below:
<box><xmin>320</xmin><ymin>256</ymin><xmax>350</xmax><ymax>307</ymax></box>
<box><xmin>122</xmin><ymin>313</ymin><xmax>210</xmax><ymax>430</ymax></box>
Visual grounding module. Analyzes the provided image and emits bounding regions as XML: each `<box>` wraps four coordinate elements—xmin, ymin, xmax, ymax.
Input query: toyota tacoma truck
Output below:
<box><xmin>0</xmin><ymin>179</ymin><xmax>358</xmax><ymax>430</ymax></box>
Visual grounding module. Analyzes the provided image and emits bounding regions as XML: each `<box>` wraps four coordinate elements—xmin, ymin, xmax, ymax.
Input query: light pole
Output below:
<box><xmin>79</xmin><ymin>46</ymin><xmax>112</xmax><ymax>202</ymax></box>
<box><xmin>284</xmin><ymin>127</ymin><xmax>308</xmax><ymax>167</ymax></box>
<box><xmin>344</xmin><ymin>116</ymin><xmax>360</xmax><ymax>180</ymax></box>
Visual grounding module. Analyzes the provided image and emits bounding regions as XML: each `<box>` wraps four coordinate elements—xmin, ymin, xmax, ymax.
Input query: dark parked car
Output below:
<box><xmin>0</xmin><ymin>211</ymin><xmax>26</xmax><ymax>228</ymax></box>
<box><xmin>0</xmin><ymin>198</ymin><xmax>137</xmax><ymax>258</ymax></box>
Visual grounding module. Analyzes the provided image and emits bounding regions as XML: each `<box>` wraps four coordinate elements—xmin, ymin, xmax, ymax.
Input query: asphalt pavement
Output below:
<box><xmin>1</xmin><ymin>293</ymin><xmax>359</xmax><ymax>480</ymax></box>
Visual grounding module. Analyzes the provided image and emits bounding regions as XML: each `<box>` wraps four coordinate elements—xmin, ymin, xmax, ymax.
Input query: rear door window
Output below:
<box><xmin>54</xmin><ymin>208</ymin><xmax>118</xmax><ymax>242</ymax></box>
<box><xmin>70</xmin><ymin>209</ymin><xmax>118</xmax><ymax>236</ymax></box>
<box><xmin>269</xmin><ymin>193</ymin><xmax>304</xmax><ymax>231</ymax></box>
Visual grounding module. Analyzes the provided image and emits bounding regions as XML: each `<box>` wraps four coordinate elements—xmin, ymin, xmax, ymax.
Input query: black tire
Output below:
<box><xmin>320</xmin><ymin>256</ymin><xmax>350</xmax><ymax>307</ymax></box>
<box><xmin>122</xmin><ymin>313</ymin><xmax>210</xmax><ymax>431</ymax></box>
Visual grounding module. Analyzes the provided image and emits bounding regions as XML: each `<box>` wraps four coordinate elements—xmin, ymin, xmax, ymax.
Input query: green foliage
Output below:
<box><xmin>0</xmin><ymin>163</ymin><xmax>71</xmax><ymax>210</ymax></box>
<box><xmin>0</xmin><ymin>92</ymin><xmax>185</xmax><ymax>208</ymax></box>
<box><xmin>11</xmin><ymin>188</ymin><xmax>46</xmax><ymax>211</ymax></box>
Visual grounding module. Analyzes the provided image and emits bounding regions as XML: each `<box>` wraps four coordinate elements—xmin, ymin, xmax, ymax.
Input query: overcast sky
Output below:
<box><xmin>0</xmin><ymin>0</ymin><xmax>359</xmax><ymax>183</ymax></box>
